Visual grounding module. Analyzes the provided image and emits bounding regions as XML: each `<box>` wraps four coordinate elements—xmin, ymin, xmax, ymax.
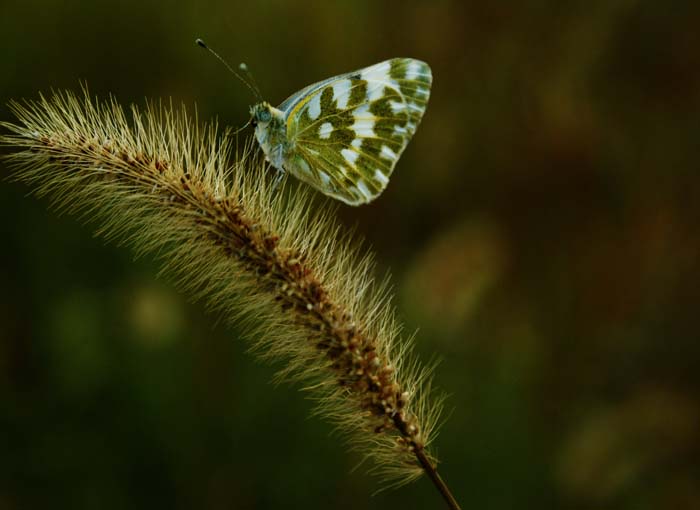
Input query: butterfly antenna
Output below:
<box><xmin>195</xmin><ymin>38</ymin><xmax>262</xmax><ymax>101</ymax></box>
<box><xmin>238</xmin><ymin>62</ymin><xmax>263</xmax><ymax>101</ymax></box>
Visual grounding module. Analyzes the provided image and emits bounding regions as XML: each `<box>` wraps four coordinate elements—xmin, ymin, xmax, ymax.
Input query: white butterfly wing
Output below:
<box><xmin>278</xmin><ymin>58</ymin><xmax>432</xmax><ymax>205</ymax></box>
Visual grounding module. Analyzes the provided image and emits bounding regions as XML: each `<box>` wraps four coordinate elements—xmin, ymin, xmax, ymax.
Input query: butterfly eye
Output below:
<box><xmin>259</xmin><ymin>109</ymin><xmax>272</xmax><ymax>123</ymax></box>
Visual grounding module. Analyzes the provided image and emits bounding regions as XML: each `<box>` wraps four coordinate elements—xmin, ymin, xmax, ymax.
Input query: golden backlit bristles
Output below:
<box><xmin>1</xmin><ymin>89</ymin><xmax>456</xmax><ymax>502</ymax></box>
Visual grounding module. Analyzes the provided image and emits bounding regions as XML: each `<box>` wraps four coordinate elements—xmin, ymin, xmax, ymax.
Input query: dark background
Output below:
<box><xmin>2</xmin><ymin>1</ymin><xmax>699</xmax><ymax>508</ymax></box>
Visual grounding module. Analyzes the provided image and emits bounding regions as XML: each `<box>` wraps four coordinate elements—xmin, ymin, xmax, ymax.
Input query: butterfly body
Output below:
<box><xmin>251</xmin><ymin>58</ymin><xmax>432</xmax><ymax>205</ymax></box>
<box><xmin>251</xmin><ymin>102</ymin><xmax>289</xmax><ymax>170</ymax></box>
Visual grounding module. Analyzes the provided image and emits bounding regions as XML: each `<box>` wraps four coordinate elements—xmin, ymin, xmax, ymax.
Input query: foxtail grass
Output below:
<box><xmin>1</xmin><ymin>89</ymin><xmax>461</xmax><ymax>509</ymax></box>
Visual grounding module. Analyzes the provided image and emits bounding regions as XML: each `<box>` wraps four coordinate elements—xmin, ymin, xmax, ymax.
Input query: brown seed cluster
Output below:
<box><xmin>3</xmin><ymin>94</ymin><xmax>440</xmax><ymax>485</ymax></box>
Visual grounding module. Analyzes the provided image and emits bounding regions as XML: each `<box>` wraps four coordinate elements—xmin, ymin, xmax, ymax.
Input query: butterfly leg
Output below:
<box><xmin>271</xmin><ymin>167</ymin><xmax>287</xmax><ymax>193</ymax></box>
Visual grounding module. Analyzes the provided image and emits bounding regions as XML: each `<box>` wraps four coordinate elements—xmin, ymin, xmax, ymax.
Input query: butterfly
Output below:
<box><xmin>197</xmin><ymin>41</ymin><xmax>432</xmax><ymax>205</ymax></box>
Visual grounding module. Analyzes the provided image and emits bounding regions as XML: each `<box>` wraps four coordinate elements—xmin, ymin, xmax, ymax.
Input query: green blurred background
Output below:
<box><xmin>2</xmin><ymin>1</ymin><xmax>699</xmax><ymax>508</ymax></box>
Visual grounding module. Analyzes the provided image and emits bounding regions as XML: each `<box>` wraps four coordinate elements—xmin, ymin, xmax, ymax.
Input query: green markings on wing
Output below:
<box><xmin>285</xmin><ymin>58</ymin><xmax>432</xmax><ymax>205</ymax></box>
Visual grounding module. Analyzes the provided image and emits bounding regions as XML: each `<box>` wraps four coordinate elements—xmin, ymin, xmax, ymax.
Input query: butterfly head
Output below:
<box><xmin>250</xmin><ymin>102</ymin><xmax>274</xmax><ymax>128</ymax></box>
